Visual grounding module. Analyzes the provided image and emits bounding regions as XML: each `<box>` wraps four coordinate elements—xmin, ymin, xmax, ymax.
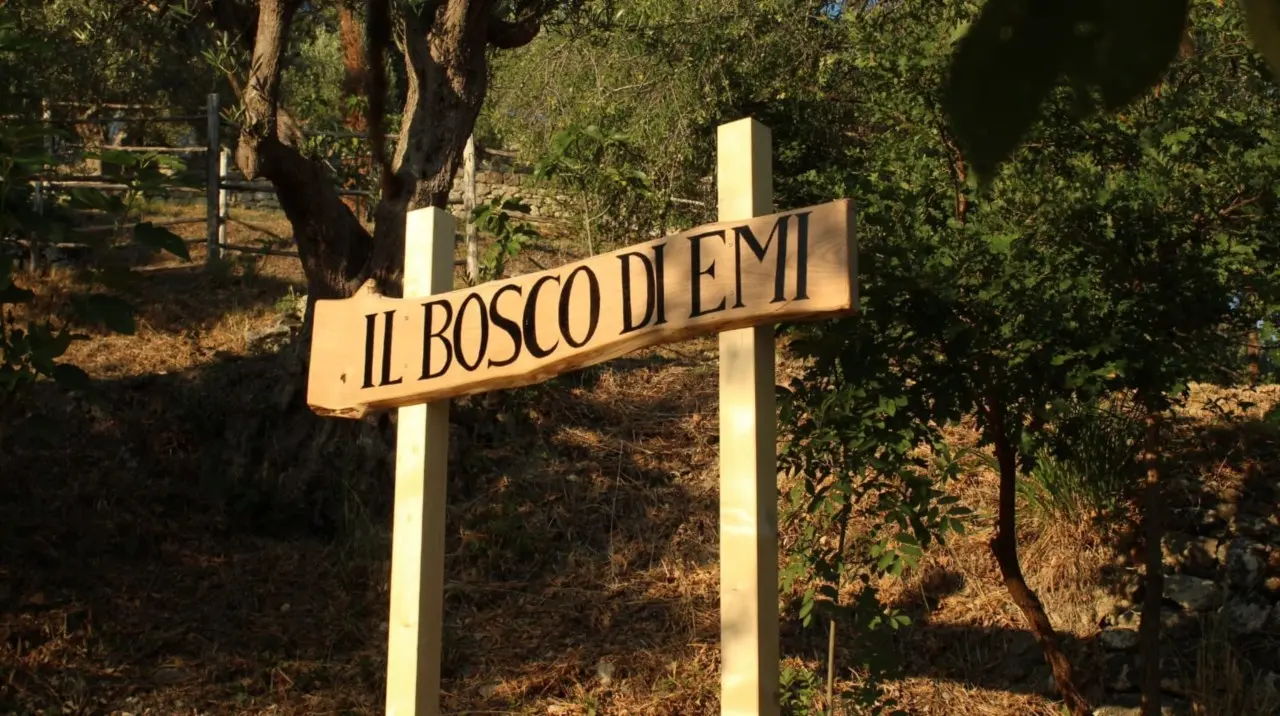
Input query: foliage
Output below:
<box><xmin>3</xmin><ymin>0</ymin><xmax>213</xmax><ymax>113</ymax></box>
<box><xmin>485</xmin><ymin>0</ymin><xmax>855</xmax><ymax>236</ymax></box>
<box><xmin>779</xmin><ymin>663</ymin><xmax>823</xmax><ymax>715</ymax></box>
<box><xmin>470</xmin><ymin>196</ymin><xmax>540</xmax><ymax>282</ymax></box>
<box><xmin>1019</xmin><ymin>397</ymin><xmax>1144</xmax><ymax>522</ymax></box>
<box><xmin>533</xmin><ymin>122</ymin><xmax>654</xmax><ymax>251</ymax></box>
<box><xmin>0</xmin><ymin>4</ymin><xmax>190</xmax><ymax>447</ymax></box>
<box><xmin>487</xmin><ymin>0</ymin><xmax>1280</xmax><ymax>708</ymax></box>
<box><xmin>0</xmin><ymin>260</ymin><xmax>87</xmax><ymax>436</ymax></box>
<box><xmin>281</xmin><ymin>14</ymin><xmax>348</xmax><ymax>130</ymax></box>
<box><xmin>940</xmin><ymin>0</ymin><xmax>1280</xmax><ymax>180</ymax></box>
<box><xmin>0</xmin><ymin>115</ymin><xmax>87</xmax><ymax>445</ymax></box>
<box><xmin>1018</xmin><ymin>394</ymin><xmax>1141</xmax><ymax>525</ymax></box>
<box><xmin>768</xmin><ymin>0</ymin><xmax>1279</xmax><ymax>708</ymax></box>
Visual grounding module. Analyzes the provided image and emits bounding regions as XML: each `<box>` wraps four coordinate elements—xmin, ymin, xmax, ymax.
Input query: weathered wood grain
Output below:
<box><xmin>307</xmin><ymin>198</ymin><xmax>857</xmax><ymax>418</ymax></box>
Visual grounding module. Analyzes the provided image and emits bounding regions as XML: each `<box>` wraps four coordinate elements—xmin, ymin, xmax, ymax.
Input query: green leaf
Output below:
<box><xmin>875</xmin><ymin>552</ymin><xmax>896</xmax><ymax>572</ymax></box>
<box><xmin>1082</xmin><ymin>0</ymin><xmax>1190</xmax><ymax>110</ymax></box>
<box><xmin>94</xmin><ymin>149</ymin><xmax>139</xmax><ymax>168</ymax></box>
<box><xmin>941</xmin><ymin>0</ymin><xmax>1075</xmax><ymax>181</ymax></box>
<box><xmin>1243</xmin><ymin>0</ymin><xmax>1280</xmax><ymax>80</ymax></box>
<box><xmin>67</xmin><ymin>187</ymin><xmax>116</xmax><ymax>212</ymax></box>
<box><xmin>944</xmin><ymin>0</ymin><xmax>1191</xmax><ymax>178</ymax></box>
<box><xmin>133</xmin><ymin>222</ymin><xmax>191</xmax><ymax>261</ymax></box>
<box><xmin>986</xmin><ymin>232</ymin><xmax>1016</xmax><ymax>255</ymax></box>
<box><xmin>799</xmin><ymin>593</ymin><xmax>815</xmax><ymax>624</ymax></box>
<box><xmin>72</xmin><ymin>294</ymin><xmax>136</xmax><ymax>335</ymax></box>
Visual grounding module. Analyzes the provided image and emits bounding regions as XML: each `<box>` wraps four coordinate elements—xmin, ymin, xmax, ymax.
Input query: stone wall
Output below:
<box><xmin>446</xmin><ymin>149</ymin><xmax>572</xmax><ymax>221</ymax></box>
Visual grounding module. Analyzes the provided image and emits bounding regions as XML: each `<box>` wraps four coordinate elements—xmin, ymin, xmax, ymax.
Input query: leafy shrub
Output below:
<box><xmin>779</xmin><ymin>663</ymin><xmax>823</xmax><ymax>715</ymax></box>
<box><xmin>0</xmin><ymin>106</ymin><xmax>90</xmax><ymax>447</ymax></box>
<box><xmin>532</xmin><ymin>122</ymin><xmax>654</xmax><ymax>252</ymax></box>
<box><xmin>1019</xmin><ymin>397</ymin><xmax>1143</xmax><ymax>522</ymax></box>
<box><xmin>471</xmin><ymin>196</ymin><xmax>539</xmax><ymax>282</ymax></box>
<box><xmin>0</xmin><ymin>9</ymin><xmax>190</xmax><ymax>448</ymax></box>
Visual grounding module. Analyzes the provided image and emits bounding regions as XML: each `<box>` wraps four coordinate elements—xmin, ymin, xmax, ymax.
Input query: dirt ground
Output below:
<box><xmin>2</xmin><ymin>203</ymin><xmax>1278</xmax><ymax>715</ymax></box>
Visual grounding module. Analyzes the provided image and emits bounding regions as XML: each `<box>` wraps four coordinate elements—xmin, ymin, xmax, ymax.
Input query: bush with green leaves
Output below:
<box><xmin>532</xmin><ymin>122</ymin><xmax>656</xmax><ymax>253</ymax></box>
<box><xmin>1019</xmin><ymin>397</ymin><xmax>1144</xmax><ymax>523</ymax></box>
<box><xmin>0</xmin><ymin>259</ymin><xmax>89</xmax><ymax>447</ymax></box>
<box><xmin>490</xmin><ymin>0</ymin><xmax>1280</xmax><ymax>710</ymax></box>
<box><xmin>470</xmin><ymin>196</ymin><xmax>540</xmax><ymax>283</ymax></box>
<box><xmin>0</xmin><ymin>6</ymin><xmax>191</xmax><ymax>448</ymax></box>
<box><xmin>776</xmin><ymin>2</ymin><xmax>1280</xmax><ymax>712</ymax></box>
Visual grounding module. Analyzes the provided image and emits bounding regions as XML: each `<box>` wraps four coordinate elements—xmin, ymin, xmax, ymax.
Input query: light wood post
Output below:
<box><xmin>217</xmin><ymin>149</ymin><xmax>230</xmax><ymax>251</ymax></box>
<box><xmin>463</xmin><ymin>135</ymin><xmax>478</xmax><ymax>282</ymax></box>
<box><xmin>205</xmin><ymin>93</ymin><xmax>221</xmax><ymax>265</ymax></box>
<box><xmin>717</xmin><ymin>118</ymin><xmax>779</xmax><ymax>716</ymax></box>
<box><xmin>385</xmin><ymin>207</ymin><xmax>455</xmax><ymax>716</ymax></box>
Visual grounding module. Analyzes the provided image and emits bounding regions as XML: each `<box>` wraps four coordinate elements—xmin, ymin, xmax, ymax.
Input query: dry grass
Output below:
<box><xmin>3</xmin><ymin>203</ymin><xmax>1279</xmax><ymax>715</ymax></box>
<box><xmin>1190</xmin><ymin>614</ymin><xmax>1280</xmax><ymax>716</ymax></box>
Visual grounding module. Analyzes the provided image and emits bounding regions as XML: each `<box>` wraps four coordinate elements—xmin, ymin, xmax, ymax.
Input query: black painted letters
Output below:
<box><xmin>524</xmin><ymin>275</ymin><xmax>560</xmax><ymax>359</ymax></box>
<box><xmin>689</xmin><ymin>230</ymin><xmax>727</xmax><ymax>318</ymax></box>
<box><xmin>362</xmin><ymin>310</ymin><xmax>403</xmax><ymax>388</ymax></box>
<box><xmin>488</xmin><ymin>284</ymin><xmax>523</xmax><ymax>368</ymax></box>
<box><xmin>357</xmin><ymin>210</ymin><xmax>819</xmax><ymax>392</ymax></box>
<box><xmin>420</xmin><ymin>300</ymin><xmax>454</xmax><ymax>379</ymax></box>
<box><xmin>559</xmin><ymin>266</ymin><xmax>601</xmax><ymax>348</ymax></box>
<box><xmin>453</xmin><ymin>292</ymin><xmax>489</xmax><ymax>372</ymax></box>
<box><xmin>618</xmin><ymin>249</ymin><xmax>656</xmax><ymax>334</ymax></box>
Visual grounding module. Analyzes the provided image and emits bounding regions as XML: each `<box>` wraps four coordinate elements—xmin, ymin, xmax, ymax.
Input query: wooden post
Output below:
<box><xmin>31</xmin><ymin>101</ymin><xmax>51</xmax><ymax>273</ymax></box>
<box><xmin>205</xmin><ymin>93</ymin><xmax>221</xmax><ymax>265</ymax></box>
<box><xmin>717</xmin><ymin>118</ymin><xmax>779</xmax><ymax>716</ymax></box>
<box><xmin>385</xmin><ymin>207</ymin><xmax>455</xmax><ymax>716</ymax></box>
<box><xmin>463</xmin><ymin>135</ymin><xmax>478</xmax><ymax>282</ymax></box>
<box><xmin>217</xmin><ymin>149</ymin><xmax>230</xmax><ymax>251</ymax></box>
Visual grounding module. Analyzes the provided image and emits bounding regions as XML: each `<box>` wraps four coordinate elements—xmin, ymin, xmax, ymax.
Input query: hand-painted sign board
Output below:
<box><xmin>307</xmin><ymin>198</ymin><xmax>856</xmax><ymax>418</ymax></box>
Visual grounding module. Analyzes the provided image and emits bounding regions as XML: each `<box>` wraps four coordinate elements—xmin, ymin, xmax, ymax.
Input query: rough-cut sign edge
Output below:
<box><xmin>307</xmin><ymin>199</ymin><xmax>858</xmax><ymax>420</ymax></box>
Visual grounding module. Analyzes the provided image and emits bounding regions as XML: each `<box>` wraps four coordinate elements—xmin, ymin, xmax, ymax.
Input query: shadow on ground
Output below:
<box><xmin>0</xmin><ymin>337</ymin><xmax>726</xmax><ymax>715</ymax></box>
<box><xmin>3</xmin><ymin>328</ymin><xmax>1279</xmax><ymax>715</ymax></box>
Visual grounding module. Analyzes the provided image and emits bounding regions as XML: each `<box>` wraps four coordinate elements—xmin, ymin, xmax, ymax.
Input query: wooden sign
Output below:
<box><xmin>307</xmin><ymin>199</ymin><xmax>856</xmax><ymax>419</ymax></box>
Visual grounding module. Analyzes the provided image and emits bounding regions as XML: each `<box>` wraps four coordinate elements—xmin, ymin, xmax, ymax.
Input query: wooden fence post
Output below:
<box><xmin>205</xmin><ymin>93</ymin><xmax>221</xmax><ymax>265</ymax></box>
<box><xmin>218</xmin><ymin>148</ymin><xmax>230</xmax><ymax>251</ymax></box>
<box><xmin>385</xmin><ymin>206</ymin><xmax>455</xmax><ymax>716</ymax></box>
<box><xmin>717</xmin><ymin>117</ymin><xmax>779</xmax><ymax>716</ymax></box>
<box><xmin>463</xmin><ymin>135</ymin><xmax>478</xmax><ymax>282</ymax></box>
<box><xmin>30</xmin><ymin>101</ymin><xmax>51</xmax><ymax>273</ymax></box>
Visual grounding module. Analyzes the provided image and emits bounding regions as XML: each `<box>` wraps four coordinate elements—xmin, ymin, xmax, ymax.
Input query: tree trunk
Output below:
<box><xmin>338</xmin><ymin>3</ymin><xmax>369</xmax><ymax>133</ymax></box>
<box><xmin>179</xmin><ymin>0</ymin><xmax>544</xmax><ymax>534</ymax></box>
<box><xmin>211</xmin><ymin>0</ymin><xmax>545</xmax><ymax>303</ymax></box>
<box><xmin>338</xmin><ymin>2</ymin><xmax>372</xmax><ymax>218</ymax></box>
<box><xmin>231</xmin><ymin>0</ymin><xmax>500</xmax><ymax>304</ymax></box>
<box><xmin>984</xmin><ymin>394</ymin><xmax>1091</xmax><ymax>716</ymax></box>
<box><xmin>1138</xmin><ymin>408</ymin><xmax>1164</xmax><ymax>716</ymax></box>
<box><xmin>1247</xmin><ymin>328</ymin><xmax>1261</xmax><ymax>386</ymax></box>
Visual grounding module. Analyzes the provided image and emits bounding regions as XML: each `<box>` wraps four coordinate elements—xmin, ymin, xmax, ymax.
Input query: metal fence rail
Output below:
<box><xmin>26</xmin><ymin>93</ymin><xmax>584</xmax><ymax>275</ymax></box>
<box><xmin>27</xmin><ymin>93</ymin><xmax>323</xmax><ymax>266</ymax></box>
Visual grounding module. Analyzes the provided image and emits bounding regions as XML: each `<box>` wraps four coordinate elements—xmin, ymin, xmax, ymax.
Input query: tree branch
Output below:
<box><xmin>236</xmin><ymin>0</ymin><xmax>301</xmax><ymax>176</ymax></box>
